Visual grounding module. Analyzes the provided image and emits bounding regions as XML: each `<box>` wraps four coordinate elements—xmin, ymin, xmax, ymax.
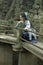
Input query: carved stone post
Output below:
<box><xmin>16</xmin><ymin>22</ymin><xmax>24</xmax><ymax>65</ymax></box>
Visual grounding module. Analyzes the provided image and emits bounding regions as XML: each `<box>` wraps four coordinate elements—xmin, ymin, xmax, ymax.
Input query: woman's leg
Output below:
<box><xmin>22</xmin><ymin>30</ymin><xmax>29</xmax><ymax>40</ymax></box>
<box><xmin>32</xmin><ymin>33</ymin><xmax>37</xmax><ymax>40</ymax></box>
<box><xmin>28</xmin><ymin>28</ymin><xmax>37</xmax><ymax>40</ymax></box>
<box><xmin>28</xmin><ymin>32</ymin><xmax>32</xmax><ymax>41</ymax></box>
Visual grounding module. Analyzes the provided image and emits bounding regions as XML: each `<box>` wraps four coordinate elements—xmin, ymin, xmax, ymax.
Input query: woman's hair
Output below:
<box><xmin>20</xmin><ymin>12</ymin><xmax>27</xmax><ymax>20</ymax></box>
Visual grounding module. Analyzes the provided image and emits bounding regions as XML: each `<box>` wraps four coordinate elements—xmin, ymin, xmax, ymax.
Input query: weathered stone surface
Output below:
<box><xmin>0</xmin><ymin>43</ymin><xmax>13</xmax><ymax>65</ymax></box>
<box><xmin>18</xmin><ymin>50</ymin><xmax>43</xmax><ymax>65</ymax></box>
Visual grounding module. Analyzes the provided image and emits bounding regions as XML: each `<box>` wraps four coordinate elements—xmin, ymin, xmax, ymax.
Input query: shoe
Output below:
<box><xmin>31</xmin><ymin>39</ymin><xmax>37</xmax><ymax>43</ymax></box>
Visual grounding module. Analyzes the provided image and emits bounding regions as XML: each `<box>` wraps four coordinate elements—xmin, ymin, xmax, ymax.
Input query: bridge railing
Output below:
<box><xmin>0</xmin><ymin>19</ymin><xmax>17</xmax><ymax>37</ymax></box>
<box><xmin>0</xmin><ymin>19</ymin><xmax>43</xmax><ymax>42</ymax></box>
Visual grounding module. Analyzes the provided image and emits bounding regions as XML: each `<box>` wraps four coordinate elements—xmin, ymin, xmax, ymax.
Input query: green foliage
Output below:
<box><xmin>0</xmin><ymin>19</ymin><xmax>14</xmax><ymax>33</ymax></box>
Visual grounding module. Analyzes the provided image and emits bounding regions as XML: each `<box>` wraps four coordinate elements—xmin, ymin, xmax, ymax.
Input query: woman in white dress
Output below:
<box><xmin>16</xmin><ymin>12</ymin><xmax>37</xmax><ymax>43</ymax></box>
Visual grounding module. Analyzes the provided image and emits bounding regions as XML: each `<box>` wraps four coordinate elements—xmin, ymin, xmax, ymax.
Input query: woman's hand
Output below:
<box><xmin>23</xmin><ymin>28</ymin><xmax>28</xmax><ymax>32</ymax></box>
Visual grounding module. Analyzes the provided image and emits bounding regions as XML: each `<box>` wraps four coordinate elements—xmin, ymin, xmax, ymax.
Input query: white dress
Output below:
<box><xmin>24</xmin><ymin>20</ymin><xmax>36</xmax><ymax>40</ymax></box>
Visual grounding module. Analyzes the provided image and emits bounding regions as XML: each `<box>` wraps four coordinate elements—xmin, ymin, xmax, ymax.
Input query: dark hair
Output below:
<box><xmin>20</xmin><ymin>12</ymin><xmax>27</xmax><ymax>20</ymax></box>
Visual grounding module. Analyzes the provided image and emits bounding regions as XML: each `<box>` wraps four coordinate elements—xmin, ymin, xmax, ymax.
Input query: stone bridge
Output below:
<box><xmin>0</xmin><ymin>20</ymin><xmax>43</xmax><ymax>65</ymax></box>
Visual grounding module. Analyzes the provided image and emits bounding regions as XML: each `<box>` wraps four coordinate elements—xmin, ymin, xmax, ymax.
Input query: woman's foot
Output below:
<box><xmin>31</xmin><ymin>39</ymin><xmax>37</xmax><ymax>43</ymax></box>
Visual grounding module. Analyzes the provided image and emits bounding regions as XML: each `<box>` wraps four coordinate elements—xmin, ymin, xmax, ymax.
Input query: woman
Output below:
<box><xmin>16</xmin><ymin>12</ymin><xmax>37</xmax><ymax>43</ymax></box>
